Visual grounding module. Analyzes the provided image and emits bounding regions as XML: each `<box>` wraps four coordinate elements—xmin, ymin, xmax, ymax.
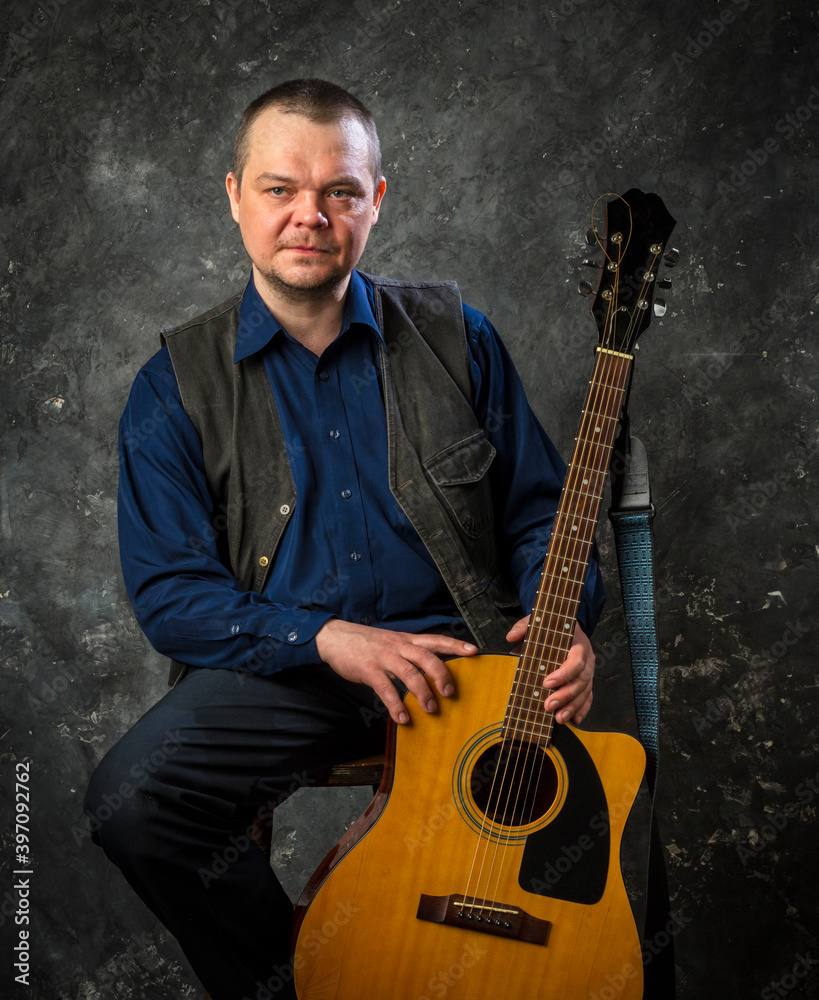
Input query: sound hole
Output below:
<box><xmin>470</xmin><ymin>740</ymin><xmax>558</xmax><ymax>828</ymax></box>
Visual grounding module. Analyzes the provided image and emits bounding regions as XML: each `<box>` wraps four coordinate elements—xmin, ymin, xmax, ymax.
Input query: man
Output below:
<box><xmin>85</xmin><ymin>79</ymin><xmax>604</xmax><ymax>1000</ymax></box>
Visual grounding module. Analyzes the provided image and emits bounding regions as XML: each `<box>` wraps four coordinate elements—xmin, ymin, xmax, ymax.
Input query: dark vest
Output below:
<box><xmin>161</xmin><ymin>275</ymin><xmax>521</xmax><ymax>682</ymax></box>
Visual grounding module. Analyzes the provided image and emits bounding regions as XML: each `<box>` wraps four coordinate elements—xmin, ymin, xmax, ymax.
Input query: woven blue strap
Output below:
<box><xmin>610</xmin><ymin>507</ymin><xmax>660</xmax><ymax>796</ymax></box>
<box><xmin>609</xmin><ymin>438</ymin><xmax>674</xmax><ymax>997</ymax></box>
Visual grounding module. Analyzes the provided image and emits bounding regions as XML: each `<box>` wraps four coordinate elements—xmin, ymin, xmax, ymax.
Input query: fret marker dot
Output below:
<box><xmin>572</xmin><ymin>525</ymin><xmax>578</xmax><ymax>531</ymax></box>
<box><xmin>539</xmin><ymin>664</ymin><xmax>546</xmax><ymax>671</ymax></box>
<box><xmin>532</xmin><ymin>690</ymin><xmax>538</xmax><ymax>698</ymax></box>
<box><xmin>564</xmin><ymin>623</ymin><xmax>571</xmax><ymax>629</ymax></box>
<box><xmin>583</xmin><ymin>478</ymin><xmax>588</xmax><ymax>484</ymax></box>
<box><xmin>562</xmin><ymin>566</ymin><xmax>568</xmax><ymax>572</ymax></box>
<box><xmin>535</xmin><ymin>616</ymin><xmax>541</xmax><ymax>622</ymax></box>
<box><xmin>595</xmin><ymin>426</ymin><xmax>601</xmax><ymax>433</ymax></box>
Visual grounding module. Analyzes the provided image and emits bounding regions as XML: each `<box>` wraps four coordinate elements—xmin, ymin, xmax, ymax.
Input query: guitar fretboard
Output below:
<box><xmin>502</xmin><ymin>348</ymin><xmax>633</xmax><ymax>746</ymax></box>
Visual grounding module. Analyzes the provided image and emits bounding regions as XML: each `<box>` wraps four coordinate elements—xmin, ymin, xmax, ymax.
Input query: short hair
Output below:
<box><xmin>232</xmin><ymin>78</ymin><xmax>382</xmax><ymax>189</ymax></box>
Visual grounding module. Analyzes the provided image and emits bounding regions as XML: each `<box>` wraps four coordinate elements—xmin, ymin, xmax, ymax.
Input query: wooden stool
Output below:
<box><xmin>204</xmin><ymin>753</ymin><xmax>385</xmax><ymax>1000</ymax></box>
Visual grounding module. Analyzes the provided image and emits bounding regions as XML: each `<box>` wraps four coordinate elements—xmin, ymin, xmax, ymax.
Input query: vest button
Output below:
<box><xmin>329</xmin><ymin>429</ymin><xmax>340</xmax><ymax>440</ymax></box>
<box><xmin>318</xmin><ymin>370</ymin><xmax>330</xmax><ymax>382</ymax></box>
<box><xmin>359</xmin><ymin>615</ymin><xmax>371</xmax><ymax>625</ymax></box>
<box><xmin>340</xmin><ymin>489</ymin><xmax>352</xmax><ymax>500</ymax></box>
<box><xmin>287</xmin><ymin>631</ymin><xmax>298</xmax><ymax>642</ymax></box>
<box><xmin>280</xmin><ymin>504</ymin><xmax>291</xmax><ymax>515</ymax></box>
<box><xmin>259</xmin><ymin>556</ymin><xmax>269</xmax><ymax>567</ymax></box>
<box><xmin>349</xmin><ymin>551</ymin><xmax>361</xmax><ymax>562</ymax></box>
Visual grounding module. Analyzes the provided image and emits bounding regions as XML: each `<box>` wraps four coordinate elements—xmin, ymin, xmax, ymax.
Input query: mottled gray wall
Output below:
<box><xmin>1</xmin><ymin>1</ymin><xmax>817</xmax><ymax>998</ymax></box>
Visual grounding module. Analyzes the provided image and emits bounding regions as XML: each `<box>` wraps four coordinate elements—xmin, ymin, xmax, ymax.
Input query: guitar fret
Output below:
<box><xmin>503</xmin><ymin>717</ymin><xmax>551</xmax><ymax>733</ymax></box>
<box><xmin>507</xmin><ymin>696</ymin><xmax>551</xmax><ymax>709</ymax></box>
<box><xmin>562</xmin><ymin>481</ymin><xmax>605</xmax><ymax>497</ymax></box>
<box><xmin>519</xmin><ymin>645</ymin><xmax>571</xmax><ymax>664</ymax></box>
<box><xmin>504</xmin><ymin>337</ymin><xmax>635</xmax><ymax>741</ymax></box>
<box><xmin>539</xmin><ymin>552</ymin><xmax>589</xmax><ymax>568</ymax></box>
<box><xmin>504</xmin><ymin>708</ymin><xmax>552</xmax><ymax>721</ymax></box>
<box><xmin>504</xmin><ymin>709</ymin><xmax>555</xmax><ymax>727</ymax></box>
<box><xmin>579</xmin><ymin>409</ymin><xmax>619</xmax><ymax>420</ymax></box>
<box><xmin>536</xmin><ymin>578</ymin><xmax>586</xmax><ymax>594</ymax></box>
<box><xmin>540</xmin><ymin>567</ymin><xmax>588</xmax><ymax>582</ymax></box>
<box><xmin>516</xmin><ymin>657</ymin><xmax>571</xmax><ymax>676</ymax></box>
<box><xmin>538</xmin><ymin>563</ymin><xmax>590</xmax><ymax>579</ymax></box>
<box><xmin>538</xmin><ymin>572</ymin><xmax>587</xmax><ymax>587</ymax></box>
<box><xmin>530</xmin><ymin>599</ymin><xmax>583</xmax><ymax>615</ymax></box>
<box><xmin>567</xmin><ymin>453</ymin><xmax>612</xmax><ymax>472</ymax></box>
<box><xmin>553</xmin><ymin>511</ymin><xmax>599</xmax><ymax>526</ymax></box>
<box><xmin>575</xmin><ymin>433</ymin><xmax>617</xmax><ymax>448</ymax></box>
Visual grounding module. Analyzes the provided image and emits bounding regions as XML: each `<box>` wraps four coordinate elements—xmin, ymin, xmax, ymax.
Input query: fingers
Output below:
<box><xmin>378</xmin><ymin>649</ymin><xmax>449</xmax><ymax>726</ymax></box>
<box><xmin>544</xmin><ymin>673</ymin><xmax>594</xmax><ymax>724</ymax></box>
<box><xmin>542</xmin><ymin>623</ymin><xmax>596</xmax><ymax>725</ymax></box>
<box><xmin>407</xmin><ymin>633</ymin><xmax>478</xmax><ymax>664</ymax></box>
<box><xmin>397</xmin><ymin>637</ymin><xmax>470</xmax><ymax>705</ymax></box>
<box><xmin>315</xmin><ymin>620</ymin><xmax>475</xmax><ymax>727</ymax></box>
<box><xmin>505</xmin><ymin>614</ymin><xmax>530</xmax><ymax>642</ymax></box>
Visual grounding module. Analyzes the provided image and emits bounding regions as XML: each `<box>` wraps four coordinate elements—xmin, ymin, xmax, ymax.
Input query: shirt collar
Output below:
<box><xmin>234</xmin><ymin>269</ymin><xmax>382</xmax><ymax>363</ymax></box>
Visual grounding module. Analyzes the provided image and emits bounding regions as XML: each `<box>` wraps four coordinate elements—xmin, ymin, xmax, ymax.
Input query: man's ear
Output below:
<box><xmin>372</xmin><ymin>177</ymin><xmax>386</xmax><ymax>223</ymax></box>
<box><xmin>225</xmin><ymin>172</ymin><xmax>241</xmax><ymax>223</ymax></box>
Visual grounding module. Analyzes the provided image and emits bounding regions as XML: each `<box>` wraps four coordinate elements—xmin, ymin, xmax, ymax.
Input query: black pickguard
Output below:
<box><xmin>519</xmin><ymin>725</ymin><xmax>610</xmax><ymax>904</ymax></box>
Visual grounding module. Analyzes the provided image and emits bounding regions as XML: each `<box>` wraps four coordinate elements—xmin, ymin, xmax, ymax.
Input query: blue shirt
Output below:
<box><xmin>117</xmin><ymin>270</ymin><xmax>605</xmax><ymax>674</ymax></box>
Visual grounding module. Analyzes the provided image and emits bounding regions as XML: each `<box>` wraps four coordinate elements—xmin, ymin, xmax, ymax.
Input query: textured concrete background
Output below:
<box><xmin>1</xmin><ymin>1</ymin><xmax>818</xmax><ymax>997</ymax></box>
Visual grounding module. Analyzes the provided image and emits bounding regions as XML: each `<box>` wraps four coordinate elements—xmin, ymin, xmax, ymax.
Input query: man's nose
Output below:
<box><xmin>291</xmin><ymin>192</ymin><xmax>329</xmax><ymax>228</ymax></box>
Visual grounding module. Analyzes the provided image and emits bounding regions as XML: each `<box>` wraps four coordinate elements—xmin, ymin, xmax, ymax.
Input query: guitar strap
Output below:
<box><xmin>609</xmin><ymin>417</ymin><xmax>676</xmax><ymax>999</ymax></box>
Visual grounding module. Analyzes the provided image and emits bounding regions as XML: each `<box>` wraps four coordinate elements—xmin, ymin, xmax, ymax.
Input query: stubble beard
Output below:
<box><xmin>254</xmin><ymin>257</ymin><xmax>349</xmax><ymax>304</ymax></box>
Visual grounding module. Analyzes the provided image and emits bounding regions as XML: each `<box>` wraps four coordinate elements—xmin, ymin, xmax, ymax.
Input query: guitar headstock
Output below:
<box><xmin>579</xmin><ymin>189</ymin><xmax>677</xmax><ymax>355</ymax></box>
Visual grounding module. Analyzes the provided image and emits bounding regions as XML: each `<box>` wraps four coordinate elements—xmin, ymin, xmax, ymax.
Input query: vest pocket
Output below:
<box><xmin>423</xmin><ymin>430</ymin><xmax>496</xmax><ymax>538</ymax></box>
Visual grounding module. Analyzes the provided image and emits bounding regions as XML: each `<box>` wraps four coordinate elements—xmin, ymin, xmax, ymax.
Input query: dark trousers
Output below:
<box><xmin>84</xmin><ymin>664</ymin><xmax>388</xmax><ymax>1000</ymax></box>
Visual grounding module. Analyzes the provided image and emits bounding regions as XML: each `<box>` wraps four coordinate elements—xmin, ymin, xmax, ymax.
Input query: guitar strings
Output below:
<box><xmin>462</xmin><ymin>231</ymin><xmax>628</xmax><ymax>916</ymax></box>
<box><xmin>460</xmin><ymin>206</ymin><xmax>632</xmax><ymax>917</ymax></box>
<box><xmin>499</xmin><ymin>238</ymin><xmax>628</xmax><ymax>863</ymax></box>
<box><xmin>459</xmin><ymin>201</ymin><xmax>660</xmax><ymax>922</ymax></box>
<box><xmin>487</xmin><ymin>224</ymin><xmax>660</xmax><ymax>905</ymax></box>
<box><xmin>479</xmin><ymin>352</ymin><xmax>625</xmax><ymax>913</ymax></box>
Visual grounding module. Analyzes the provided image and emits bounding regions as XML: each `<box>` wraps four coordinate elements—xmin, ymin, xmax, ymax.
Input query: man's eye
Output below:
<box><xmin>329</xmin><ymin>189</ymin><xmax>350</xmax><ymax>199</ymax></box>
<box><xmin>269</xmin><ymin>187</ymin><xmax>286</xmax><ymax>196</ymax></box>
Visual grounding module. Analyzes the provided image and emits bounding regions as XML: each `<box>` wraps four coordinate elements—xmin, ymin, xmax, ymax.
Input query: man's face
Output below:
<box><xmin>226</xmin><ymin>108</ymin><xmax>385</xmax><ymax>301</ymax></box>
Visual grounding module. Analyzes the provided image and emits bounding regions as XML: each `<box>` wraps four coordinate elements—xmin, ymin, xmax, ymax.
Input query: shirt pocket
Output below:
<box><xmin>423</xmin><ymin>429</ymin><xmax>497</xmax><ymax>538</ymax></box>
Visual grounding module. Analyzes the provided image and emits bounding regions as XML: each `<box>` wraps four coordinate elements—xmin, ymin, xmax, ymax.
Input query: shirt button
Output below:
<box><xmin>350</xmin><ymin>551</ymin><xmax>361</xmax><ymax>562</ymax></box>
<box><xmin>259</xmin><ymin>556</ymin><xmax>269</xmax><ymax>567</ymax></box>
<box><xmin>341</xmin><ymin>489</ymin><xmax>352</xmax><ymax>499</ymax></box>
<box><xmin>360</xmin><ymin>615</ymin><xmax>371</xmax><ymax>625</ymax></box>
<box><xmin>287</xmin><ymin>631</ymin><xmax>299</xmax><ymax>642</ymax></box>
<box><xmin>230</xmin><ymin>624</ymin><xmax>240</xmax><ymax>635</ymax></box>
<box><xmin>329</xmin><ymin>429</ymin><xmax>340</xmax><ymax>440</ymax></box>
<box><xmin>280</xmin><ymin>504</ymin><xmax>291</xmax><ymax>516</ymax></box>
<box><xmin>318</xmin><ymin>370</ymin><xmax>330</xmax><ymax>382</ymax></box>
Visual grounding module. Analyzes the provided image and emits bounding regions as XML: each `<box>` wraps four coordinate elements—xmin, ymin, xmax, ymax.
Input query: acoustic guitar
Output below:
<box><xmin>292</xmin><ymin>189</ymin><xmax>676</xmax><ymax>999</ymax></box>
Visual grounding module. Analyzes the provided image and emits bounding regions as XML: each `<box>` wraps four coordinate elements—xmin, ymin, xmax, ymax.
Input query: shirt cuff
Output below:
<box><xmin>165</xmin><ymin>610</ymin><xmax>335</xmax><ymax>674</ymax></box>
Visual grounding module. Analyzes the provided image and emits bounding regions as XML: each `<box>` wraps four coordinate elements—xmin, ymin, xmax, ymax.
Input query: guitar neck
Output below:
<box><xmin>503</xmin><ymin>347</ymin><xmax>633</xmax><ymax>746</ymax></box>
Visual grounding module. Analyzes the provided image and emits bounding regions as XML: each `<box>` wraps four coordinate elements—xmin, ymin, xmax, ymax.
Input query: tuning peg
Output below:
<box><xmin>581</xmin><ymin>258</ymin><xmax>603</xmax><ymax>269</ymax></box>
<box><xmin>653</xmin><ymin>299</ymin><xmax>667</xmax><ymax>317</ymax></box>
<box><xmin>585</xmin><ymin>228</ymin><xmax>599</xmax><ymax>246</ymax></box>
<box><xmin>663</xmin><ymin>248</ymin><xmax>680</xmax><ymax>268</ymax></box>
<box><xmin>578</xmin><ymin>280</ymin><xmax>594</xmax><ymax>296</ymax></box>
<box><xmin>658</xmin><ymin>277</ymin><xmax>672</xmax><ymax>289</ymax></box>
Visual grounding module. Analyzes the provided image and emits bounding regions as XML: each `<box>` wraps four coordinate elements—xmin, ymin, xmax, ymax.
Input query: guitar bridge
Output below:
<box><xmin>416</xmin><ymin>893</ymin><xmax>551</xmax><ymax>945</ymax></box>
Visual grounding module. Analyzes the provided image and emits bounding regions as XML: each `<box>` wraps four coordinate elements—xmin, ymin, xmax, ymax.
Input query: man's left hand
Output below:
<box><xmin>505</xmin><ymin>617</ymin><xmax>595</xmax><ymax>725</ymax></box>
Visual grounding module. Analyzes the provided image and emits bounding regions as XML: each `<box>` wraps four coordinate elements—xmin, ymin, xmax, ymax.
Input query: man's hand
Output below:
<box><xmin>315</xmin><ymin>619</ymin><xmax>477</xmax><ymax>726</ymax></box>
<box><xmin>505</xmin><ymin>616</ymin><xmax>595</xmax><ymax>725</ymax></box>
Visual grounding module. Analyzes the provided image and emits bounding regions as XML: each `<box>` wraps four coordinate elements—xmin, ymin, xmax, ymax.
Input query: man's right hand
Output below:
<box><xmin>314</xmin><ymin>619</ymin><xmax>477</xmax><ymax>726</ymax></box>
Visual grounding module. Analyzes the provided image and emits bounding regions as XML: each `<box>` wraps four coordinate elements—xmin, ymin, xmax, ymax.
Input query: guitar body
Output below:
<box><xmin>292</xmin><ymin>653</ymin><xmax>645</xmax><ymax>1000</ymax></box>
